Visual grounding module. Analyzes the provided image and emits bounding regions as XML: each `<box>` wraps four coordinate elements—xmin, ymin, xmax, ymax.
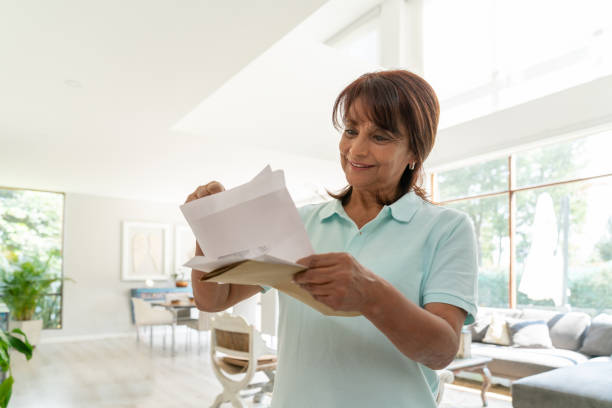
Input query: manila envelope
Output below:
<box><xmin>201</xmin><ymin>260</ymin><xmax>360</xmax><ymax>317</ymax></box>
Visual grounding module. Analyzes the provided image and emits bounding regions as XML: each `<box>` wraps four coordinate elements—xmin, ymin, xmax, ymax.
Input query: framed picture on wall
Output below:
<box><xmin>174</xmin><ymin>224</ymin><xmax>196</xmax><ymax>280</ymax></box>
<box><xmin>121</xmin><ymin>221</ymin><xmax>171</xmax><ymax>281</ymax></box>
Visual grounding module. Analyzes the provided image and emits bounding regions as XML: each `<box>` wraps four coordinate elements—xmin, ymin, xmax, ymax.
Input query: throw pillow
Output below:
<box><xmin>482</xmin><ymin>314</ymin><xmax>511</xmax><ymax>346</ymax></box>
<box><xmin>469</xmin><ymin>315</ymin><xmax>491</xmax><ymax>342</ymax></box>
<box><xmin>579</xmin><ymin>313</ymin><xmax>612</xmax><ymax>356</ymax></box>
<box><xmin>506</xmin><ymin>318</ymin><xmax>553</xmax><ymax>348</ymax></box>
<box><xmin>547</xmin><ymin>312</ymin><xmax>591</xmax><ymax>350</ymax></box>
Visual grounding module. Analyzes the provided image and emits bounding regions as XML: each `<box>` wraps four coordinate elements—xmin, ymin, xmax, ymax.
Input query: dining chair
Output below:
<box><xmin>184</xmin><ymin>310</ymin><xmax>212</xmax><ymax>354</ymax></box>
<box><xmin>131</xmin><ymin>297</ymin><xmax>174</xmax><ymax>347</ymax></box>
<box><xmin>209</xmin><ymin>312</ymin><xmax>277</xmax><ymax>407</ymax></box>
<box><xmin>164</xmin><ymin>293</ymin><xmax>192</xmax><ymax>320</ymax></box>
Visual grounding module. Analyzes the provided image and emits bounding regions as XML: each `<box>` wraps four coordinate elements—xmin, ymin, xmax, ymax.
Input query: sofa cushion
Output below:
<box><xmin>548</xmin><ymin>312</ymin><xmax>591</xmax><ymax>351</ymax></box>
<box><xmin>471</xmin><ymin>342</ymin><xmax>589</xmax><ymax>379</ymax></box>
<box><xmin>507</xmin><ymin>318</ymin><xmax>553</xmax><ymax>349</ymax></box>
<box><xmin>579</xmin><ymin>313</ymin><xmax>612</xmax><ymax>356</ymax></box>
<box><xmin>511</xmin><ymin>359</ymin><xmax>612</xmax><ymax>408</ymax></box>
<box><xmin>470</xmin><ymin>307</ymin><xmax>522</xmax><ymax>342</ymax></box>
<box><xmin>520</xmin><ymin>309</ymin><xmax>591</xmax><ymax>351</ymax></box>
<box><xmin>482</xmin><ymin>314</ymin><xmax>511</xmax><ymax>346</ymax></box>
<box><xmin>470</xmin><ymin>316</ymin><xmax>490</xmax><ymax>342</ymax></box>
<box><xmin>520</xmin><ymin>308</ymin><xmax>559</xmax><ymax>322</ymax></box>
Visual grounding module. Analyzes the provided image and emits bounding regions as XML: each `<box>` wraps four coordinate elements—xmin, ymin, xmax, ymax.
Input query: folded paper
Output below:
<box><xmin>180</xmin><ymin>166</ymin><xmax>359</xmax><ymax>317</ymax></box>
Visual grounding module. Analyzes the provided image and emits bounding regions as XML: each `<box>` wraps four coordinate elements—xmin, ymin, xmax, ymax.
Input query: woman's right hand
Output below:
<box><xmin>186</xmin><ymin>180</ymin><xmax>262</xmax><ymax>312</ymax></box>
<box><xmin>185</xmin><ymin>181</ymin><xmax>225</xmax><ymax>256</ymax></box>
<box><xmin>185</xmin><ymin>181</ymin><xmax>225</xmax><ymax>204</ymax></box>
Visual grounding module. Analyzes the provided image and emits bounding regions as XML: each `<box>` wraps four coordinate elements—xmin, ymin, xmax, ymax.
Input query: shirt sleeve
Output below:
<box><xmin>422</xmin><ymin>213</ymin><xmax>479</xmax><ymax>325</ymax></box>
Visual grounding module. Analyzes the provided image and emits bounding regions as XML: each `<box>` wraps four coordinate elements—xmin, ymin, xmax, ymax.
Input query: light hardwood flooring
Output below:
<box><xmin>10</xmin><ymin>328</ymin><xmax>512</xmax><ymax>408</ymax></box>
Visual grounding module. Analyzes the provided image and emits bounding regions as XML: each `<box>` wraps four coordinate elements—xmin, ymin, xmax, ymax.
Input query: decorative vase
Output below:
<box><xmin>9</xmin><ymin>319</ymin><xmax>43</xmax><ymax>346</ymax></box>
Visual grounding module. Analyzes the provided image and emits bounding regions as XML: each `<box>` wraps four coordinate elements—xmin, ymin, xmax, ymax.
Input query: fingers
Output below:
<box><xmin>296</xmin><ymin>252</ymin><xmax>350</xmax><ymax>268</ymax></box>
<box><xmin>299</xmin><ymin>282</ymin><xmax>336</xmax><ymax>296</ymax></box>
<box><xmin>293</xmin><ymin>266</ymin><xmax>336</xmax><ymax>284</ymax></box>
<box><xmin>184</xmin><ymin>181</ymin><xmax>225</xmax><ymax>203</ymax></box>
<box><xmin>206</xmin><ymin>181</ymin><xmax>224</xmax><ymax>194</ymax></box>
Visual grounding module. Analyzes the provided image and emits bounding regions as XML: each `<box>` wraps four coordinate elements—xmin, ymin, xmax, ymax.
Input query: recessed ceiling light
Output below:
<box><xmin>64</xmin><ymin>79</ymin><xmax>82</xmax><ymax>88</ymax></box>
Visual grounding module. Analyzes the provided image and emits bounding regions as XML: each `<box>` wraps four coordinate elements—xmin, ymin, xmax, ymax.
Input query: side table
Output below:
<box><xmin>446</xmin><ymin>355</ymin><xmax>493</xmax><ymax>407</ymax></box>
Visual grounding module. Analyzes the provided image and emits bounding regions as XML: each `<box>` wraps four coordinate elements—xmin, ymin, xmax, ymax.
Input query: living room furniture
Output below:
<box><xmin>131</xmin><ymin>297</ymin><xmax>174</xmax><ymax>347</ymax></box>
<box><xmin>436</xmin><ymin>369</ymin><xmax>455</xmax><ymax>406</ymax></box>
<box><xmin>209</xmin><ymin>312</ymin><xmax>277</xmax><ymax>407</ymax></box>
<box><xmin>184</xmin><ymin>310</ymin><xmax>212</xmax><ymax>355</ymax></box>
<box><xmin>129</xmin><ymin>287</ymin><xmax>191</xmax><ymax>323</ymax></box>
<box><xmin>511</xmin><ymin>358</ymin><xmax>612</xmax><ymax>408</ymax></box>
<box><xmin>468</xmin><ymin>307</ymin><xmax>610</xmax><ymax>380</ymax></box>
<box><xmin>446</xmin><ymin>355</ymin><xmax>493</xmax><ymax>406</ymax></box>
<box><xmin>468</xmin><ymin>307</ymin><xmax>612</xmax><ymax>407</ymax></box>
<box><xmin>151</xmin><ymin>299</ymin><xmax>198</xmax><ymax>355</ymax></box>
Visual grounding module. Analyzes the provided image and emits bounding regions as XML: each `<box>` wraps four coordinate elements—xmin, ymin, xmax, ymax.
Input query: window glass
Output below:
<box><xmin>0</xmin><ymin>189</ymin><xmax>64</xmax><ymax>328</ymax></box>
<box><xmin>435</xmin><ymin>157</ymin><xmax>508</xmax><ymax>201</ymax></box>
<box><xmin>445</xmin><ymin>195</ymin><xmax>510</xmax><ymax>308</ymax></box>
<box><xmin>325</xmin><ymin>9</ymin><xmax>381</xmax><ymax>66</ymax></box>
<box><xmin>515</xmin><ymin>132</ymin><xmax>612</xmax><ymax>188</ymax></box>
<box><xmin>516</xmin><ymin>178</ymin><xmax>612</xmax><ymax>314</ymax></box>
<box><xmin>423</xmin><ymin>0</ymin><xmax>612</xmax><ymax>128</ymax></box>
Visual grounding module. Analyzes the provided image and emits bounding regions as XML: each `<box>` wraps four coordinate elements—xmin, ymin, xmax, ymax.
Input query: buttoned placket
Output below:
<box><xmin>342</xmin><ymin>207</ymin><xmax>391</xmax><ymax>255</ymax></box>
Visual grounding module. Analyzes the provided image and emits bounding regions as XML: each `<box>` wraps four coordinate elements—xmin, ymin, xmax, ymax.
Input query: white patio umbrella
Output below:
<box><xmin>518</xmin><ymin>192</ymin><xmax>564</xmax><ymax>306</ymax></box>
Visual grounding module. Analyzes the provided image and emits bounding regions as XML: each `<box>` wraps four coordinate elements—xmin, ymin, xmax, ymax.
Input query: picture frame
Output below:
<box><xmin>121</xmin><ymin>221</ymin><xmax>171</xmax><ymax>281</ymax></box>
<box><xmin>174</xmin><ymin>224</ymin><xmax>196</xmax><ymax>280</ymax></box>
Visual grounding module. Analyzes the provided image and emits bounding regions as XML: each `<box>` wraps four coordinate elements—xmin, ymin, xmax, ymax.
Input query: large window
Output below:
<box><xmin>423</xmin><ymin>0</ymin><xmax>612</xmax><ymax>128</ymax></box>
<box><xmin>324</xmin><ymin>6</ymin><xmax>382</xmax><ymax>66</ymax></box>
<box><xmin>433</xmin><ymin>131</ymin><xmax>612</xmax><ymax>314</ymax></box>
<box><xmin>0</xmin><ymin>188</ymin><xmax>65</xmax><ymax>328</ymax></box>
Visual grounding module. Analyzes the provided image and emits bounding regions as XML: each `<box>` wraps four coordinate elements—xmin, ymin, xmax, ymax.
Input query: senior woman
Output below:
<box><xmin>187</xmin><ymin>70</ymin><xmax>478</xmax><ymax>407</ymax></box>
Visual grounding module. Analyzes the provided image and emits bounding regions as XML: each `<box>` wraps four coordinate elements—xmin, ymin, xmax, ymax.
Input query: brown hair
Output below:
<box><xmin>329</xmin><ymin>70</ymin><xmax>439</xmax><ymax>205</ymax></box>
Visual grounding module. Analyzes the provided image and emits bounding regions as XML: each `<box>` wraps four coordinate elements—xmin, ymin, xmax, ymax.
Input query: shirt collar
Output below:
<box><xmin>388</xmin><ymin>191</ymin><xmax>422</xmax><ymax>223</ymax></box>
<box><xmin>319</xmin><ymin>199</ymin><xmax>344</xmax><ymax>221</ymax></box>
<box><xmin>318</xmin><ymin>191</ymin><xmax>422</xmax><ymax>224</ymax></box>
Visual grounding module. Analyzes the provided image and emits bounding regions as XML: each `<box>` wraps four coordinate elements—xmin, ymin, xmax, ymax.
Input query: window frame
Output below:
<box><xmin>0</xmin><ymin>185</ymin><xmax>66</xmax><ymax>329</ymax></box>
<box><xmin>431</xmin><ymin>142</ymin><xmax>612</xmax><ymax>309</ymax></box>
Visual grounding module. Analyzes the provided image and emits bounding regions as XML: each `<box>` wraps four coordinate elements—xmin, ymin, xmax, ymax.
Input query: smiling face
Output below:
<box><xmin>339</xmin><ymin>98</ymin><xmax>414</xmax><ymax>198</ymax></box>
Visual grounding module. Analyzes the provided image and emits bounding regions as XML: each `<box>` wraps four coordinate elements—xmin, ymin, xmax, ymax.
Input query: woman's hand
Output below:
<box><xmin>185</xmin><ymin>181</ymin><xmax>225</xmax><ymax>203</ymax></box>
<box><xmin>185</xmin><ymin>181</ymin><xmax>225</xmax><ymax>256</ymax></box>
<box><xmin>185</xmin><ymin>181</ymin><xmax>262</xmax><ymax>312</ymax></box>
<box><xmin>294</xmin><ymin>252</ymin><xmax>381</xmax><ymax>313</ymax></box>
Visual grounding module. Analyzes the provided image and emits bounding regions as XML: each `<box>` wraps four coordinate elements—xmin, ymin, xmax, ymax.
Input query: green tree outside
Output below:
<box><xmin>437</xmin><ymin>138</ymin><xmax>612</xmax><ymax>313</ymax></box>
<box><xmin>0</xmin><ymin>189</ymin><xmax>64</xmax><ymax>328</ymax></box>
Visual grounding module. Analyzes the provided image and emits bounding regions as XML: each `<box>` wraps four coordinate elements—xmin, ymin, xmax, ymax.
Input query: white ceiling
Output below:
<box><xmin>0</xmin><ymin>0</ymin><xmax>383</xmax><ymax>203</ymax></box>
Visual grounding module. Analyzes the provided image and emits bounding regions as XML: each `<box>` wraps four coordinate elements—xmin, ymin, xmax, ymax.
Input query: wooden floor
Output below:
<box><xmin>10</xmin><ymin>328</ymin><xmax>512</xmax><ymax>408</ymax></box>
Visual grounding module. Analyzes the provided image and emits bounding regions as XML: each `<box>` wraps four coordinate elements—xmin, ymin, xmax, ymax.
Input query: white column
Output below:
<box><xmin>379</xmin><ymin>0</ymin><xmax>403</xmax><ymax>68</ymax></box>
<box><xmin>402</xmin><ymin>0</ymin><xmax>425</xmax><ymax>76</ymax></box>
<box><xmin>378</xmin><ymin>0</ymin><xmax>424</xmax><ymax>74</ymax></box>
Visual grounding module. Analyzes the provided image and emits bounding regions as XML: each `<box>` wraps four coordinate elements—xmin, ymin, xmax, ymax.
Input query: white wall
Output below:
<box><xmin>42</xmin><ymin>193</ymin><xmax>185</xmax><ymax>341</ymax></box>
<box><xmin>42</xmin><ymin>191</ymin><xmax>284</xmax><ymax>342</ymax></box>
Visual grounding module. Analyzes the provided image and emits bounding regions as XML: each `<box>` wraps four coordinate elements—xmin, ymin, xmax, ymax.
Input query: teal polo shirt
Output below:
<box><xmin>269</xmin><ymin>192</ymin><xmax>478</xmax><ymax>408</ymax></box>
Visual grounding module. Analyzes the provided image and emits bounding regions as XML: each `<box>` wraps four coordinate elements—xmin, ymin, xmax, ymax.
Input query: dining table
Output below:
<box><xmin>151</xmin><ymin>300</ymin><xmax>198</xmax><ymax>355</ymax></box>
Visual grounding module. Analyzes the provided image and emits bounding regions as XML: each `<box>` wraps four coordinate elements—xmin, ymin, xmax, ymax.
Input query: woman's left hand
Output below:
<box><xmin>294</xmin><ymin>252</ymin><xmax>380</xmax><ymax>313</ymax></box>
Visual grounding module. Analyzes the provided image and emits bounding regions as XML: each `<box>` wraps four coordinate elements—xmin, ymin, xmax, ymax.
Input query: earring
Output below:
<box><xmin>409</xmin><ymin>162</ymin><xmax>416</xmax><ymax>170</ymax></box>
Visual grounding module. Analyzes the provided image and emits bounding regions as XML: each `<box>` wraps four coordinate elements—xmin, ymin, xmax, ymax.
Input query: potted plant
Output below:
<box><xmin>0</xmin><ymin>328</ymin><xmax>33</xmax><ymax>408</ymax></box>
<box><xmin>0</xmin><ymin>253</ymin><xmax>69</xmax><ymax>346</ymax></box>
